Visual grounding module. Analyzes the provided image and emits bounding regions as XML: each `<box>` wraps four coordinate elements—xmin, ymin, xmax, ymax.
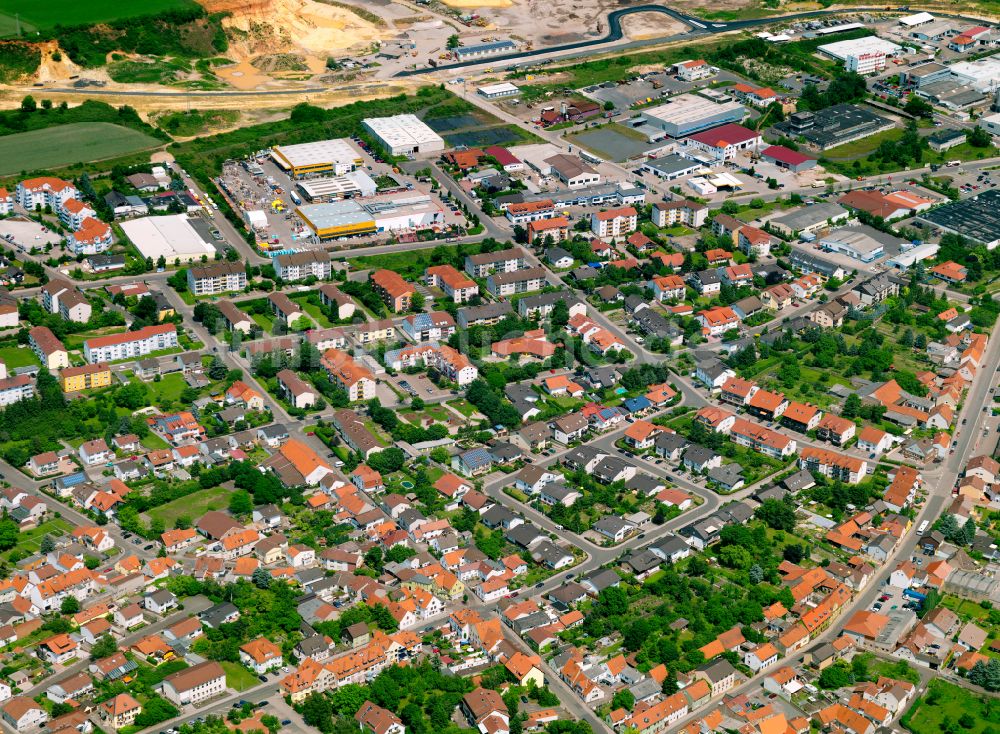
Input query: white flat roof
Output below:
<box><xmin>641</xmin><ymin>94</ymin><xmax>744</xmax><ymax>126</ymax></box>
<box><xmin>479</xmin><ymin>82</ymin><xmax>520</xmax><ymax>95</ymax></box>
<box><xmin>298</xmin><ymin>170</ymin><xmax>378</xmax><ymax>198</ymax></box>
<box><xmin>950</xmin><ymin>58</ymin><xmax>1000</xmax><ymax>91</ymax></box>
<box><xmin>271</xmin><ymin>138</ymin><xmax>361</xmax><ymax>169</ymax></box>
<box><xmin>119</xmin><ymin>215</ymin><xmax>215</xmax><ymax>262</ymax></box>
<box><xmin>363</xmin><ymin>114</ymin><xmax>443</xmax><ymax>148</ymax></box>
<box><xmin>899</xmin><ymin>11</ymin><xmax>934</xmax><ymax>26</ymax></box>
<box><xmin>818</xmin><ymin>35</ymin><xmax>902</xmax><ymax>60</ymax></box>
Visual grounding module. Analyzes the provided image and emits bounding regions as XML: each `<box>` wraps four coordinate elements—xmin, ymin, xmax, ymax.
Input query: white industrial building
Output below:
<box><xmin>119</xmin><ymin>215</ymin><xmax>216</xmax><ymax>263</ymax></box>
<box><xmin>818</xmin><ymin>35</ymin><xmax>903</xmax><ymax>63</ymax></box>
<box><xmin>898</xmin><ymin>11</ymin><xmax>934</xmax><ymax>27</ymax></box>
<box><xmin>297</xmin><ymin>195</ymin><xmax>444</xmax><ymax>239</ymax></box>
<box><xmin>270</xmin><ymin>139</ymin><xmax>363</xmax><ymax>177</ymax></box>
<box><xmin>478</xmin><ymin>82</ymin><xmax>521</xmax><ymax>99</ymax></box>
<box><xmin>296</xmin><ymin>170</ymin><xmax>379</xmax><ymax>201</ymax></box>
<box><xmin>846</xmin><ymin>51</ymin><xmax>887</xmax><ymax>74</ymax></box>
<box><xmin>951</xmin><ymin>58</ymin><xmax>1000</xmax><ymax>92</ymax></box>
<box><xmin>362</xmin><ymin>114</ymin><xmax>445</xmax><ymax>156</ymax></box>
<box><xmin>980</xmin><ymin>112</ymin><xmax>1000</xmax><ymax>137</ymax></box>
<box><xmin>885</xmin><ymin>242</ymin><xmax>940</xmax><ymax>271</ymax></box>
<box><xmin>632</xmin><ymin>94</ymin><xmax>746</xmax><ymax>139</ymax></box>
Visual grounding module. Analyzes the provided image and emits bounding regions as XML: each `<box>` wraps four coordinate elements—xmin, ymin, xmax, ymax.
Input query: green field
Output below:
<box><xmin>147</xmin><ymin>373</ymin><xmax>190</xmax><ymax>406</ymax></box>
<box><xmin>222</xmin><ymin>661</ymin><xmax>260</xmax><ymax>692</ymax></box>
<box><xmin>0</xmin><ymin>0</ymin><xmax>198</xmax><ymax>34</ymax></box>
<box><xmin>145</xmin><ymin>486</ymin><xmax>232</xmax><ymax>528</ymax></box>
<box><xmin>5</xmin><ymin>518</ymin><xmax>72</xmax><ymax>561</ymax></box>
<box><xmin>903</xmin><ymin>679</ymin><xmax>1000</xmax><ymax>734</ymax></box>
<box><xmin>0</xmin><ymin>345</ymin><xmax>40</xmax><ymax>369</ymax></box>
<box><xmin>0</xmin><ymin>123</ymin><xmax>161</xmax><ymax>176</ymax></box>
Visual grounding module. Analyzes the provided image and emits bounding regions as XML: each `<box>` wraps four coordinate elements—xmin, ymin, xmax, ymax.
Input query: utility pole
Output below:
<box><xmin>15</xmin><ymin>13</ymin><xmax>20</xmax><ymax>37</ymax></box>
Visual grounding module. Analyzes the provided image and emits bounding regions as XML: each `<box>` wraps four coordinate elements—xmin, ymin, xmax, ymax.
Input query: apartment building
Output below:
<box><xmin>273</xmin><ymin>251</ymin><xmax>332</xmax><ymax>281</ymax></box>
<box><xmin>277</xmin><ymin>369</ymin><xmax>317</xmax><ymax>409</ymax></box>
<box><xmin>67</xmin><ymin>218</ymin><xmax>113</xmax><ymax>256</ymax></box>
<box><xmin>729</xmin><ymin>418</ymin><xmax>796</xmax><ymax>458</ymax></box>
<box><xmin>186</xmin><ymin>262</ymin><xmax>247</xmax><ymax>296</ymax></box>
<box><xmin>83</xmin><ymin>324</ymin><xmax>178</xmax><ymax>364</ymax></box>
<box><xmin>591</xmin><ymin>207</ymin><xmax>638</xmax><ymax>239</ymax></box>
<box><xmin>61</xmin><ymin>363</ymin><xmax>112</xmax><ymax>393</ymax></box>
<box><xmin>16</xmin><ymin>177</ymin><xmax>77</xmax><ymax>210</ymax></box>
<box><xmin>160</xmin><ymin>661</ymin><xmax>226</xmax><ymax>706</ymax></box>
<box><xmin>506</xmin><ymin>199</ymin><xmax>556</xmax><ymax>226</ymax></box>
<box><xmin>322</xmin><ymin>349</ymin><xmax>376</xmax><ymax>401</ymax></box>
<box><xmin>738</xmin><ymin>225</ymin><xmax>772</xmax><ymax>257</ymax></box>
<box><xmin>465</xmin><ymin>247</ymin><xmax>527</xmax><ymax>278</ymax></box>
<box><xmin>267</xmin><ymin>292</ymin><xmax>304</xmax><ymax>324</ymax></box>
<box><xmin>29</xmin><ymin>326</ymin><xmax>69</xmax><ymax>370</ymax></box>
<box><xmin>57</xmin><ymin>288</ymin><xmax>93</xmax><ymax>324</ymax></box>
<box><xmin>318</xmin><ymin>284</ymin><xmax>357</xmax><ymax>319</ymax></box>
<box><xmin>425</xmin><ymin>264</ymin><xmax>479</xmax><ymax>303</ymax></box>
<box><xmin>0</xmin><ymin>376</ymin><xmax>34</xmax><ymax>407</ymax></box>
<box><xmin>370</xmin><ymin>269</ymin><xmax>414</xmax><ymax>313</ymax></box>
<box><xmin>401</xmin><ymin>311</ymin><xmax>455</xmax><ymax>342</ymax></box>
<box><xmin>217</xmin><ymin>301</ymin><xmax>253</xmax><ymax>334</ymax></box>
<box><xmin>486</xmin><ymin>267</ymin><xmax>546</xmax><ymax>297</ymax></box>
<box><xmin>799</xmin><ymin>446</ymin><xmax>868</xmax><ymax>484</ymax></box>
<box><xmin>653</xmin><ymin>200</ymin><xmax>707</xmax><ymax>228</ymax></box>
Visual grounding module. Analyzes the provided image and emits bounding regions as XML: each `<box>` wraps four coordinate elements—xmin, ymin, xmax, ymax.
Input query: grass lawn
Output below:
<box><xmin>222</xmin><ymin>661</ymin><xmax>260</xmax><ymax>692</ymax></box>
<box><xmin>447</xmin><ymin>399</ymin><xmax>479</xmax><ymax>418</ymax></box>
<box><xmin>145</xmin><ymin>486</ymin><xmax>231</xmax><ymax>528</ymax></box>
<box><xmin>0</xmin><ymin>345</ymin><xmax>39</xmax><ymax>369</ymax></box>
<box><xmin>0</xmin><ymin>0</ymin><xmax>198</xmax><ymax>33</ymax></box>
<box><xmin>140</xmin><ymin>432</ymin><xmax>170</xmax><ymax>450</ymax></box>
<box><xmin>902</xmin><ymin>679</ymin><xmax>1000</xmax><ymax>734</ymax></box>
<box><xmin>824</xmin><ymin>128</ymin><xmax>903</xmax><ymax>160</ymax></box>
<box><xmin>299</xmin><ymin>301</ymin><xmax>335</xmax><ymax>328</ymax></box>
<box><xmin>4</xmin><ymin>518</ymin><xmax>72</xmax><ymax>561</ymax></box>
<box><xmin>0</xmin><ymin>123</ymin><xmax>162</xmax><ymax>176</ymax></box>
<box><xmin>147</xmin><ymin>373</ymin><xmax>189</xmax><ymax>406</ymax></box>
<box><xmin>251</xmin><ymin>313</ymin><xmax>274</xmax><ymax>334</ymax></box>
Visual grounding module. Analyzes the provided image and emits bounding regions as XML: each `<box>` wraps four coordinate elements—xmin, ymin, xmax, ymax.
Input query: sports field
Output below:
<box><xmin>0</xmin><ymin>0</ymin><xmax>198</xmax><ymax>35</ymax></box>
<box><xmin>0</xmin><ymin>123</ymin><xmax>161</xmax><ymax>176</ymax></box>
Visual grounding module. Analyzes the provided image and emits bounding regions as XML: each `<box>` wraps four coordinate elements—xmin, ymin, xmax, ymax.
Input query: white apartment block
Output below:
<box><xmin>84</xmin><ymin>324</ymin><xmax>178</xmax><ymax>364</ymax></box>
<box><xmin>59</xmin><ymin>199</ymin><xmax>96</xmax><ymax>230</ymax></box>
<box><xmin>486</xmin><ymin>267</ymin><xmax>547</xmax><ymax>297</ymax></box>
<box><xmin>186</xmin><ymin>262</ymin><xmax>247</xmax><ymax>296</ymax></box>
<box><xmin>591</xmin><ymin>207</ymin><xmax>638</xmax><ymax>239</ymax></box>
<box><xmin>0</xmin><ymin>376</ymin><xmax>34</xmax><ymax>407</ymax></box>
<box><xmin>160</xmin><ymin>661</ymin><xmax>226</xmax><ymax>706</ymax></box>
<box><xmin>273</xmin><ymin>251</ymin><xmax>332</xmax><ymax>281</ymax></box>
<box><xmin>16</xmin><ymin>177</ymin><xmax>77</xmax><ymax>210</ymax></box>
<box><xmin>465</xmin><ymin>247</ymin><xmax>527</xmax><ymax>278</ymax></box>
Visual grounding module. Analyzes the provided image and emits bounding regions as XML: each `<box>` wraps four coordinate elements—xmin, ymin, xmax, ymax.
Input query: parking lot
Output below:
<box><xmin>0</xmin><ymin>217</ymin><xmax>63</xmax><ymax>252</ymax></box>
<box><xmin>391</xmin><ymin>372</ymin><xmax>456</xmax><ymax>404</ymax></box>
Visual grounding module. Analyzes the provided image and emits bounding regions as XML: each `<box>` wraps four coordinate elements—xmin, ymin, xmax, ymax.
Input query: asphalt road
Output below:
<box><xmin>394</xmin><ymin>5</ymin><xmax>997</xmax><ymax>76</ymax></box>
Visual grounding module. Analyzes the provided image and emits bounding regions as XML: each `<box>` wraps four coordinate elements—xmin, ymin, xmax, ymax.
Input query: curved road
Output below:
<box><xmin>394</xmin><ymin>4</ymin><xmax>996</xmax><ymax>76</ymax></box>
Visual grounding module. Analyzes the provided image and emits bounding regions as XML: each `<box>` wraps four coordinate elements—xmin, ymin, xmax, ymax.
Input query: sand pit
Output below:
<box><xmin>620</xmin><ymin>12</ymin><xmax>688</xmax><ymax>40</ymax></box>
<box><xmin>199</xmin><ymin>0</ymin><xmax>392</xmax><ymax>59</ymax></box>
<box><xmin>215</xmin><ymin>60</ymin><xmax>273</xmax><ymax>90</ymax></box>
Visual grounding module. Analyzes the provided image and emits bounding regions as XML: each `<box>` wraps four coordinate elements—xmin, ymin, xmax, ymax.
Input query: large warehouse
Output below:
<box><xmin>362</xmin><ymin>114</ymin><xmax>445</xmax><ymax>156</ymax></box>
<box><xmin>270</xmin><ymin>138</ymin><xmax>363</xmax><ymax>178</ymax></box>
<box><xmin>296</xmin><ymin>170</ymin><xmax>379</xmax><ymax>202</ymax></box>
<box><xmin>120</xmin><ymin>214</ymin><xmax>216</xmax><ymax>263</ymax></box>
<box><xmin>297</xmin><ymin>195</ymin><xmax>443</xmax><ymax>239</ymax></box>
<box><xmin>633</xmin><ymin>94</ymin><xmax>746</xmax><ymax>139</ymax></box>
<box><xmin>817</xmin><ymin>35</ymin><xmax>903</xmax><ymax>62</ymax></box>
<box><xmin>918</xmin><ymin>189</ymin><xmax>1000</xmax><ymax>248</ymax></box>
